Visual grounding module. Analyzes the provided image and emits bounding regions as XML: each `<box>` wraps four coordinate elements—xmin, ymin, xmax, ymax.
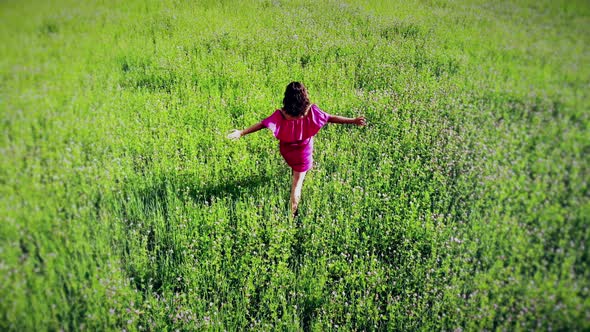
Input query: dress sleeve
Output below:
<box><xmin>261</xmin><ymin>110</ymin><xmax>281</xmax><ymax>137</ymax></box>
<box><xmin>295</xmin><ymin>104</ymin><xmax>330</xmax><ymax>140</ymax></box>
<box><xmin>311</xmin><ymin>104</ymin><xmax>330</xmax><ymax>128</ymax></box>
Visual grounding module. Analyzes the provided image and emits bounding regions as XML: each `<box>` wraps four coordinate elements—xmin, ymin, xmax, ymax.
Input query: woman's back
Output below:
<box><xmin>261</xmin><ymin>104</ymin><xmax>330</xmax><ymax>143</ymax></box>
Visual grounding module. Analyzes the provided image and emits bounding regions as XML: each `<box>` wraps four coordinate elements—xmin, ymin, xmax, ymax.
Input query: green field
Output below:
<box><xmin>1</xmin><ymin>0</ymin><xmax>589</xmax><ymax>330</ymax></box>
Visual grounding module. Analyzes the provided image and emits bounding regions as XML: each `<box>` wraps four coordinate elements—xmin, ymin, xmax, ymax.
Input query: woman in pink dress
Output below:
<box><xmin>227</xmin><ymin>82</ymin><xmax>366</xmax><ymax>216</ymax></box>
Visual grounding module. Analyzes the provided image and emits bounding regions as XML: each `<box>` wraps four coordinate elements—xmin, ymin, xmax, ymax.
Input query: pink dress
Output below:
<box><xmin>261</xmin><ymin>104</ymin><xmax>330</xmax><ymax>172</ymax></box>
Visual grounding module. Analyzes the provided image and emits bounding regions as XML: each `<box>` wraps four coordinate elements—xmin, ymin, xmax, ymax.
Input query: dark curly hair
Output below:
<box><xmin>282</xmin><ymin>82</ymin><xmax>311</xmax><ymax>117</ymax></box>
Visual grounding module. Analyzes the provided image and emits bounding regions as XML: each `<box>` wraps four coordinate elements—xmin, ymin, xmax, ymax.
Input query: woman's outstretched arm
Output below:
<box><xmin>328</xmin><ymin>115</ymin><xmax>366</xmax><ymax>126</ymax></box>
<box><xmin>227</xmin><ymin>122</ymin><xmax>265</xmax><ymax>140</ymax></box>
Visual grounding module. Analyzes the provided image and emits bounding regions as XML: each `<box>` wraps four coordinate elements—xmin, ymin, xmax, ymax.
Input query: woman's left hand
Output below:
<box><xmin>227</xmin><ymin>129</ymin><xmax>243</xmax><ymax>140</ymax></box>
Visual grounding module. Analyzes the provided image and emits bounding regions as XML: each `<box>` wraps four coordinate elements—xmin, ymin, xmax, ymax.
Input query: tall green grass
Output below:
<box><xmin>1</xmin><ymin>0</ymin><xmax>588</xmax><ymax>330</ymax></box>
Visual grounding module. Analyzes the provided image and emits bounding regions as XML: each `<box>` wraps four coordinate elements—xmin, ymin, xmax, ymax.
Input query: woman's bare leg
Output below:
<box><xmin>290</xmin><ymin>170</ymin><xmax>307</xmax><ymax>216</ymax></box>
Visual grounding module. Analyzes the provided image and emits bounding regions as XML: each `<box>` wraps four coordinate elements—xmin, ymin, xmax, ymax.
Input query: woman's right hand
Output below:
<box><xmin>227</xmin><ymin>129</ymin><xmax>243</xmax><ymax>140</ymax></box>
<box><xmin>354</xmin><ymin>116</ymin><xmax>366</xmax><ymax>126</ymax></box>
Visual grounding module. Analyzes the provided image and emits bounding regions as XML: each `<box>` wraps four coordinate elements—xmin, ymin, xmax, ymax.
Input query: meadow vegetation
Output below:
<box><xmin>1</xmin><ymin>0</ymin><xmax>588</xmax><ymax>330</ymax></box>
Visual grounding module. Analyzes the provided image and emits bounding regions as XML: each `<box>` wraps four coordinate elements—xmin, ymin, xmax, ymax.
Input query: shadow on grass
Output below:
<box><xmin>184</xmin><ymin>173</ymin><xmax>273</xmax><ymax>205</ymax></box>
<box><xmin>116</xmin><ymin>172</ymin><xmax>274</xmax><ymax>293</ymax></box>
<box><xmin>130</xmin><ymin>172</ymin><xmax>273</xmax><ymax>216</ymax></box>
